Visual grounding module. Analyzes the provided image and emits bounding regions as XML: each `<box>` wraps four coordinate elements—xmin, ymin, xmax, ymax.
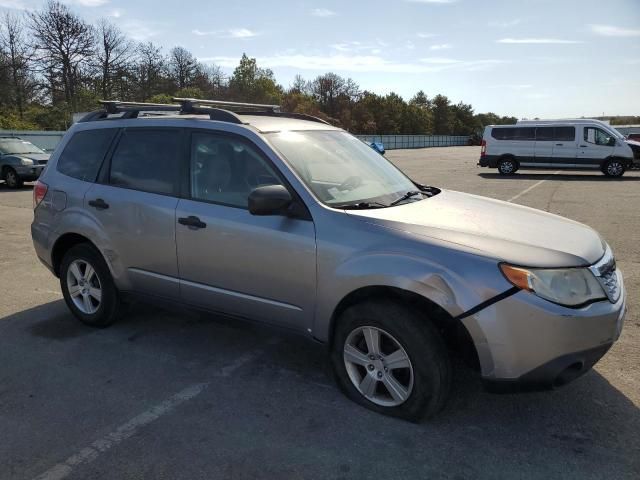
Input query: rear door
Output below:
<box><xmin>577</xmin><ymin>125</ymin><xmax>615</xmax><ymax>168</ymax></box>
<box><xmin>84</xmin><ymin>127</ymin><xmax>185</xmax><ymax>299</ymax></box>
<box><xmin>175</xmin><ymin>130</ymin><xmax>317</xmax><ymax>332</ymax></box>
<box><xmin>550</xmin><ymin>126</ymin><xmax>577</xmax><ymax>167</ymax></box>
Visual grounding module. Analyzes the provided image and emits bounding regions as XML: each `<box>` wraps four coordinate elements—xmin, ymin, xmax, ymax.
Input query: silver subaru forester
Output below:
<box><xmin>31</xmin><ymin>99</ymin><xmax>626</xmax><ymax>421</ymax></box>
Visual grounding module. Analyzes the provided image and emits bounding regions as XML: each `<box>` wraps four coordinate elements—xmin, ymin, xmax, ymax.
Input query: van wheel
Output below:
<box><xmin>603</xmin><ymin>159</ymin><xmax>625</xmax><ymax>177</ymax></box>
<box><xmin>4</xmin><ymin>168</ymin><xmax>23</xmax><ymax>188</ymax></box>
<box><xmin>330</xmin><ymin>300</ymin><xmax>451</xmax><ymax>422</ymax></box>
<box><xmin>498</xmin><ymin>158</ymin><xmax>518</xmax><ymax>175</ymax></box>
<box><xmin>60</xmin><ymin>243</ymin><xmax>121</xmax><ymax>327</ymax></box>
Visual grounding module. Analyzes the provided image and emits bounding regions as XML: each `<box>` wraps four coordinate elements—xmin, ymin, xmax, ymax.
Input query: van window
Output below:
<box><xmin>57</xmin><ymin>129</ymin><xmax>117</xmax><ymax>182</ymax></box>
<box><xmin>554</xmin><ymin>127</ymin><xmax>575</xmax><ymax>141</ymax></box>
<box><xmin>109</xmin><ymin>129</ymin><xmax>181</xmax><ymax>195</ymax></box>
<box><xmin>535</xmin><ymin>127</ymin><xmax>555</xmax><ymax>141</ymax></box>
<box><xmin>584</xmin><ymin>127</ymin><xmax>613</xmax><ymax>146</ymax></box>
<box><xmin>491</xmin><ymin>127</ymin><xmax>534</xmax><ymax>141</ymax></box>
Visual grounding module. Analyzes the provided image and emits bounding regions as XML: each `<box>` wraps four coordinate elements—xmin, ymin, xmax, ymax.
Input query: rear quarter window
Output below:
<box><xmin>57</xmin><ymin>129</ymin><xmax>118</xmax><ymax>182</ymax></box>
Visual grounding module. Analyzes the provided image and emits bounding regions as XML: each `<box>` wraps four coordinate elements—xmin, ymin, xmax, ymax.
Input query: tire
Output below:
<box><xmin>330</xmin><ymin>300</ymin><xmax>451</xmax><ymax>422</ymax></box>
<box><xmin>603</xmin><ymin>159</ymin><xmax>626</xmax><ymax>178</ymax></box>
<box><xmin>497</xmin><ymin>157</ymin><xmax>517</xmax><ymax>175</ymax></box>
<box><xmin>4</xmin><ymin>168</ymin><xmax>23</xmax><ymax>189</ymax></box>
<box><xmin>60</xmin><ymin>243</ymin><xmax>121</xmax><ymax>327</ymax></box>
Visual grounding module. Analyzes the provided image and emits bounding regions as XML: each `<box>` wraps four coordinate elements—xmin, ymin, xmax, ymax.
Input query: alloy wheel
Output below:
<box><xmin>66</xmin><ymin>259</ymin><xmax>102</xmax><ymax>314</ymax></box>
<box><xmin>607</xmin><ymin>161</ymin><xmax>623</xmax><ymax>176</ymax></box>
<box><xmin>343</xmin><ymin>326</ymin><xmax>414</xmax><ymax>407</ymax></box>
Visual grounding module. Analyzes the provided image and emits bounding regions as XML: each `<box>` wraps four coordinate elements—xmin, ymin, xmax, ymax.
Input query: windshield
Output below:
<box><xmin>267</xmin><ymin>130</ymin><xmax>419</xmax><ymax>207</ymax></box>
<box><xmin>0</xmin><ymin>139</ymin><xmax>45</xmax><ymax>155</ymax></box>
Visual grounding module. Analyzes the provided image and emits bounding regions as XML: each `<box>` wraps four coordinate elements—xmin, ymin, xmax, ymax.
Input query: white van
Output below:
<box><xmin>479</xmin><ymin>119</ymin><xmax>640</xmax><ymax>177</ymax></box>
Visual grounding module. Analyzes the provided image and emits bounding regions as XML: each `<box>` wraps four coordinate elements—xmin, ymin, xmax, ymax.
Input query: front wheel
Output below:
<box><xmin>60</xmin><ymin>243</ymin><xmax>121</xmax><ymax>327</ymax></box>
<box><xmin>603</xmin><ymin>159</ymin><xmax>626</xmax><ymax>177</ymax></box>
<box><xmin>330</xmin><ymin>300</ymin><xmax>451</xmax><ymax>422</ymax></box>
<box><xmin>497</xmin><ymin>158</ymin><xmax>518</xmax><ymax>175</ymax></box>
<box><xmin>4</xmin><ymin>168</ymin><xmax>23</xmax><ymax>188</ymax></box>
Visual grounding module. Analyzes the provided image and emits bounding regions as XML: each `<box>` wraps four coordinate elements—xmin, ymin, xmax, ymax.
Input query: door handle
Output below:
<box><xmin>579</xmin><ymin>145</ymin><xmax>588</xmax><ymax>148</ymax></box>
<box><xmin>555</xmin><ymin>143</ymin><xmax>563</xmax><ymax>146</ymax></box>
<box><xmin>178</xmin><ymin>216</ymin><xmax>207</xmax><ymax>229</ymax></box>
<box><xmin>88</xmin><ymin>198</ymin><xmax>109</xmax><ymax>210</ymax></box>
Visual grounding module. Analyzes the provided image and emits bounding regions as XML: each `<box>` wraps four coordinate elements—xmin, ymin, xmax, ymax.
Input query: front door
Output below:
<box><xmin>577</xmin><ymin>126</ymin><xmax>615</xmax><ymax>168</ymax></box>
<box><xmin>175</xmin><ymin>130</ymin><xmax>317</xmax><ymax>332</ymax></box>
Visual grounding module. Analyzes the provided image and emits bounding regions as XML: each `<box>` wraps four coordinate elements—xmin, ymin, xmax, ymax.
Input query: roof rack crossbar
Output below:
<box><xmin>173</xmin><ymin>97</ymin><xmax>280</xmax><ymax>113</ymax></box>
<box><xmin>99</xmin><ymin>100</ymin><xmax>181</xmax><ymax>114</ymax></box>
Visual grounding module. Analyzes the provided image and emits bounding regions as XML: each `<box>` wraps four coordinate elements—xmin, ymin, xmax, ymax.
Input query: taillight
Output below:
<box><xmin>33</xmin><ymin>180</ymin><xmax>48</xmax><ymax>209</ymax></box>
<box><xmin>480</xmin><ymin>139</ymin><xmax>487</xmax><ymax>157</ymax></box>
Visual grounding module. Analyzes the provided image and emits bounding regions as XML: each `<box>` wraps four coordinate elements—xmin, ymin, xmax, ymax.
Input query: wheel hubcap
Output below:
<box><xmin>501</xmin><ymin>162</ymin><xmax>514</xmax><ymax>173</ymax></box>
<box><xmin>608</xmin><ymin>162</ymin><xmax>622</xmax><ymax>176</ymax></box>
<box><xmin>66</xmin><ymin>259</ymin><xmax>102</xmax><ymax>314</ymax></box>
<box><xmin>343</xmin><ymin>326</ymin><xmax>414</xmax><ymax>407</ymax></box>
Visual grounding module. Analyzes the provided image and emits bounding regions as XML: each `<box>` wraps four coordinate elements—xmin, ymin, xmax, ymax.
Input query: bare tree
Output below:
<box><xmin>0</xmin><ymin>13</ymin><xmax>35</xmax><ymax>117</ymax></box>
<box><xmin>95</xmin><ymin>19</ymin><xmax>134</xmax><ymax>100</ymax></box>
<box><xmin>28</xmin><ymin>0</ymin><xmax>94</xmax><ymax>108</ymax></box>
<box><xmin>134</xmin><ymin>41</ymin><xmax>166</xmax><ymax>100</ymax></box>
<box><xmin>168</xmin><ymin>46</ymin><xmax>197</xmax><ymax>90</ymax></box>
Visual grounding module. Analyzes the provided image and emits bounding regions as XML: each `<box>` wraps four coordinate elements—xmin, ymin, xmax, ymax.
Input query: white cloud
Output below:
<box><xmin>430</xmin><ymin>43</ymin><xmax>452</xmax><ymax>50</ymax></box>
<box><xmin>200</xmin><ymin>53</ymin><xmax>504</xmax><ymax>74</ymax></box>
<box><xmin>108</xmin><ymin>8</ymin><xmax>122</xmax><ymax>18</ymax></box>
<box><xmin>420</xmin><ymin>57</ymin><xmax>459</xmax><ymax>64</ymax></box>
<box><xmin>192</xmin><ymin>28</ymin><xmax>259</xmax><ymax>39</ymax></box>
<box><xmin>497</xmin><ymin>38</ymin><xmax>583</xmax><ymax>44</ymax></box>
<box><xmin>488</xmin><ymin>19</ymin><xmax>521</xmax><ymax>28</ymax></box>
<box><xmin>121</xmin><ymin>20</ymin><xmax>162</xmax><ymax>41</ymax></box>
<box><xmin>417</xmin><ymin>32</ymin><xmax>438</xmax><ymax>38</ymax></box>
<box><xmin>64</xmin><ymin>0</ymin><xmax>109</xmax><ymax>6</ymax></box>
<box><xmin>0</xmin><ymin>0</ymin><xmax>31</xmax><ymax>9</ymax></box>
<box><xmin>311</xmin><ymin>8</ymin><xmax>336</xmax><ymax>17</ymax></box>
<box><xmin>489</xmin><ymin>84</ymin><xmax>533</xmax><ymax>90</ymax></box>
<box><xmin>405</xmin><ymin>0</ymin><xmax>457</xmax><ymax>4</ymax></box>
<box><xmin>589</xmin><ymin>24</ymin><xmax>640</xmax><ymax>37</ymax></box>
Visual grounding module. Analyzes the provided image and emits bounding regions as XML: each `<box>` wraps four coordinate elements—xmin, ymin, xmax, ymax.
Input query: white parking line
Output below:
<box><xmin>33</xmin><ymin>349</ymin><xmax>264</xmax><ymax>480</ymax></box>
<box><xmin>507</xmin><ymin>171</ymin><xmax>560</xmax><ymax>203</ymax></box>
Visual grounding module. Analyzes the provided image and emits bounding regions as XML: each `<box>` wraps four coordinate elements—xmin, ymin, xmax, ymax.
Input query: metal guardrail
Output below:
<box><xmin>1</xmin><ymin>130</ymin><xmax>472</xmax><ymax>153</ymax></box>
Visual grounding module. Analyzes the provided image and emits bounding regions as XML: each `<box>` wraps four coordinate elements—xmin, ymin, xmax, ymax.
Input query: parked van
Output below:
<box><xmin>479</xmin><ymin>119</ymin><xmax>640</xmax><ymax>177</ymax></box>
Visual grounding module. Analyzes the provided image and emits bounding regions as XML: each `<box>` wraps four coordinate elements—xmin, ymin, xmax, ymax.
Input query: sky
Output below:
<box><xmin>1</xmin><ymin>0</ymin><xmax>639</xmax><ymax>118</ymax></box>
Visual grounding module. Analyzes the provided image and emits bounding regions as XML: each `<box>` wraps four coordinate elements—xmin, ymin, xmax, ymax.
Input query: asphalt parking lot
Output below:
<box><xmin>1</xmin><ymin>146</ymin><xmax>638</xmax><ymax>480</ymax></box>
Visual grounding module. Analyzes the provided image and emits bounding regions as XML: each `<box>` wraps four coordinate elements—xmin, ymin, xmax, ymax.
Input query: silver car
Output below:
<box><xmin>0</xmin><ymin>137</ymin><xmax>50</xmax><ymax>188</ymax></box>
<box><xmin>31</xmin><ymin>99</ymin><xmax>626</xmax><ymax>421</ymax></box>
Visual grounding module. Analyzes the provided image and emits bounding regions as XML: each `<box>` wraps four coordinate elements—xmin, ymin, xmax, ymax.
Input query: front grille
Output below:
<box><xmin>589</xmin><ymin>246</ymin><xmax>620</xmax><ymax>303</ymax></box>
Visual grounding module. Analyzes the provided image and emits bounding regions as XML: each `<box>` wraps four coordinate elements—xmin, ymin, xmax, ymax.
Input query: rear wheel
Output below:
<box><xmin>603</xmin><ymin>159</ymin><xmax>625</xmax><ymax>177</ymax></box>
<box><xmin>4</xmin><ymin>168</ymin><xmax>23</xmax><ymax>189</ymax></box>
<box><xmin>497</xmin><ymin>157</ymin><xmax>518</xmax><ymax>175</ymax></box>
<box><xmin>60</xmin><ymin>243</ymin><xmax>121</xmax><ymax>327</ymax></box>
<box><xmin>330</xmin><ymin>300</ymin><xmax>451</xmax><ymax>422</ymax></box>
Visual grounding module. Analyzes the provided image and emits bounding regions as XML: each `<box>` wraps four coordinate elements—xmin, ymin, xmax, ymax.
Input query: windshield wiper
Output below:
<box><xmin>334</xmin><ymin>201</ymin><xmax>388</xmax><ymax>210</ymax></box>
<box><xmin>389</xmin><ymin>190</ymin><xmax>423</xmax><ymax>207</ymax></box>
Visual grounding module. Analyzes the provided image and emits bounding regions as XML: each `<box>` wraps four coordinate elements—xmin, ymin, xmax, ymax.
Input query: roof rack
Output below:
<box><xmin>78</xmin><ymin>98</ymin><xmax>330</xmax><ymax>126</ymax></box>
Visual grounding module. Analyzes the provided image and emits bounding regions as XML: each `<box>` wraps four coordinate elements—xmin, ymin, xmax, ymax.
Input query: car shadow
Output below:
<box><xmin>478</xmin><ymin>172</ymin><xmax>640</xmax><ymax>181</ymax></box>
<box><xmin>0</xmin><ymin>182</ymin><xmax>34</xmax><ymax>192</ymax></box>
<box><xmin>4</xmin><ymin>299</ymin><xmax>639</xmax><ymax>477</ymax></box>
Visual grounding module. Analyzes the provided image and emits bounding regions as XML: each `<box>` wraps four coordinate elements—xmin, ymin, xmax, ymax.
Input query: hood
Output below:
<box><xmin>346</xmin><ymin>190</ymin><xmax>605</xmax><ymax>268</ymax></box>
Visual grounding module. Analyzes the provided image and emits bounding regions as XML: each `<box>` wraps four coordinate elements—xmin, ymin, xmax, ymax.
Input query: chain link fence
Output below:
<box><xmin>356</xmin><ymin>135</ymin><xmax>470</xmax><ymax>150</ymax></box>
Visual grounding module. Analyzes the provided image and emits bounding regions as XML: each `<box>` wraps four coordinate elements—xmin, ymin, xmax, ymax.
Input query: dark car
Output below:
<box><xmin>0</xmin><ymin>137</ymin><xmax>50</xmax><ymax>188</ymax></box>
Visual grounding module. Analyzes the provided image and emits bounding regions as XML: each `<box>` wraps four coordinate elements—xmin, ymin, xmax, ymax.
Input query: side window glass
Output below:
<box><xmin>109</xmin><ymin>129</ymin><xmax>181</xmax><ymax>195</ymax></box>
<box><xmin>57</xmin><ymin>129</ymin><xmax>117</xmax><ymax>182</ymax></box>
<box><xmin>554</xmin><ymin>127</ymin><xmax>575</xmax><ymax>141</ymax></box>
<box><xmin>535</xmin><ymin>127</ymin><xmax>554</xmax><ymax>141</ymax></box>
<box><xmin>584</xmin><ymin>127</ymin><xmax>612</xmax><ymax>146</ymax></box>
<box><xmin>190</xmin><ymin>132</ymin><xmax>282</xmax><ymax>208</ymax></box>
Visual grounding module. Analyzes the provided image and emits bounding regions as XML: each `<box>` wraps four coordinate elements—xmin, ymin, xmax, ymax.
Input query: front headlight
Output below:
<box><xmin>500</xmin><ymin>264</ymin><xmax>607</xmax><ymax>307</ymax></box>
<box><xmin>20</xmin><ymin>158</ymin><xmax>34</xmax><ymax>165</ymax></box>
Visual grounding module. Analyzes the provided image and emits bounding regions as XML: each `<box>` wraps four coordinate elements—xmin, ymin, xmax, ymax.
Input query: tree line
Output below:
<box><xmin>2</xmin><ymin>0</ymin><xmax>526</xmax><ymax>133</ymax></box>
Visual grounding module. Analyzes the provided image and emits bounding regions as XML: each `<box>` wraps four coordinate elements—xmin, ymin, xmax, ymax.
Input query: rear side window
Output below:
<box><xmin>491</xmin><ymin>127</ymin><xmax>534</xmax><ymax>141</ymax></box>
<box><xmin>535</xmin><ymin>127</ymin><xmax>555</xmax><ymax>141</ymax></box>
<box><xmin>109</xmin><ymin>129</ymin><xmax>182</xmax><ymax>195</ymax></box>
<box><xmin>57</xmin><ymin>129</ymin><xmax>117</xmax><ymax>182</ymax></box>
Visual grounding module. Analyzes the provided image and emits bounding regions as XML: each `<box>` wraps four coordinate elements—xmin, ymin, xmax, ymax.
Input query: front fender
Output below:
<box><xmin>313</xmin><ymin>250</ymin><xmax>509</xmax><ymax>342</ymax></box>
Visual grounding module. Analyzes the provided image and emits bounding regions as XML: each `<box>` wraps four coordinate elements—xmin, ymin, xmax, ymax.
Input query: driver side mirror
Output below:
<box><xmin>248</xmin><ymin>185</ymin><xmax>292</xmax><ymax>216</ymax></box>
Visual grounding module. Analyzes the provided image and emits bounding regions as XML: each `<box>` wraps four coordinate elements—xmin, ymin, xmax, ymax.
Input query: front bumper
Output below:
<box><xmin>462</xmin><ymin>270</ymin><xmax>626</xmax><ymax>387</ymax></box>
<box><xmin>14</xmin><ymin>164</ymin><xmax>45</xmax><ymax>181</ymax></box>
